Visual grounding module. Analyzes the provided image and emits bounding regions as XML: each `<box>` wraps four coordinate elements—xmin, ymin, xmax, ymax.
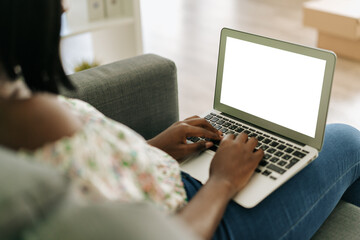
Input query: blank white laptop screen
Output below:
<box><xmin>220</xmin><ymin>37</ymin><xmax>327</xmax><ymax>138</ymax></box>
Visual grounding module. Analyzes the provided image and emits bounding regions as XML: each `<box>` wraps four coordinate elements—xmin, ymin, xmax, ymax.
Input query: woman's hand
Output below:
<box><xmin>209</xmin><ymin>133</ymin><xmax>264</xmax><ymax>198</ymax></box>
<box><xmin>147</xmin><ymin>116</ymin><xmax>222</xmax><ymax>161</ymax></box>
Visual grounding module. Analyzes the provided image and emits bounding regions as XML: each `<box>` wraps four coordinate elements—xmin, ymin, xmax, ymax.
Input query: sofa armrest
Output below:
<box><xmin>60</xmin><ymin>54</ymin><xmax>179</xmax><ymax>139</ymax></box>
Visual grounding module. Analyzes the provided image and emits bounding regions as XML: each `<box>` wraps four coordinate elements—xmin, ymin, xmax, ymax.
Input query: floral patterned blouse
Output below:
<box><xmin>22</xmin><ymin>96</ymin><xmax>187</xmax><ymax>213</ymax></box>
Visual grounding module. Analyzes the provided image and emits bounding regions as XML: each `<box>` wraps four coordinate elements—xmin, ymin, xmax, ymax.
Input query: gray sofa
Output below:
<box><xmin>0</xmin><ymin>54</ymin><xmax>359</xmax><ymax>239</ymax></box>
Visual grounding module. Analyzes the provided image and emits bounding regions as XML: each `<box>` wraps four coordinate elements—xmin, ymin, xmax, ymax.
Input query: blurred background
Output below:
<box><xmin>61</xmin><ymin>0</ymin><xmax>360</xmax><ymax>130</ymax></box>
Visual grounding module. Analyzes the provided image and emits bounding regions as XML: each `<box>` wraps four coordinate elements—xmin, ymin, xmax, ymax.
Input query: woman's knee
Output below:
<box><xmin>324</xmin><ymin>123</ymin><xmax>360</xmax><ymax>153</ymax></box>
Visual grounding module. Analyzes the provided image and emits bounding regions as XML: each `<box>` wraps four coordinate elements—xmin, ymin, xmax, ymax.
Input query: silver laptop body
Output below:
<box><xmin>181</xmin><ymin>28</ymin><xmax>336</xmax><ymax>208</ymax></box>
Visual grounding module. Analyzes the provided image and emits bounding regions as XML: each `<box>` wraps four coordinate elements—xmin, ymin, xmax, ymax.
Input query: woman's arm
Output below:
<box><xmin>177</xmin><ymin>134</ymin><xmax>263</xmax><ymax>239</ymax></box>
<box><xmin>0</xmin><ymin>94</ymin><xmax>82</xmax><ymax>150</ymax></box>
<box><xmin>177</xmin><ymin>177</ymin><xmax>232</xmax><ymax>240</ymax></box>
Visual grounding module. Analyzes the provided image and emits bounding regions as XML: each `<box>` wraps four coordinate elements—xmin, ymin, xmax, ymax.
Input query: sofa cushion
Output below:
<box><xmin>0</xmin><ymin>147</ymin><xmax>67</xmax><ymax>239</ymax></box>
<box><xmin>312</xmin><ymin>200</ymin><xmax>360</xmax><ymax>239</ymax></box>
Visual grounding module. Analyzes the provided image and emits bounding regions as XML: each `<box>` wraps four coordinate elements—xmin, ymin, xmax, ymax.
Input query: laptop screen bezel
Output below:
<box><xmin>214</xmin><ymin>28</ymin><xmax>336</xmax><ymax>151</ymax></box>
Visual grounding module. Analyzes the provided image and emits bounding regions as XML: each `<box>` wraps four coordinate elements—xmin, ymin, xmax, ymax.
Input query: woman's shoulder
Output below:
<box><xmin>0</xmin><ymin>93</ymin><xmax>82</xmax><ymax>150</ymax></box>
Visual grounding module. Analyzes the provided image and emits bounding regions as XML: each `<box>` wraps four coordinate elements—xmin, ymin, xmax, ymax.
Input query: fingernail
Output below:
<box><xmin>205</xmin><ymin>142</ymin><xmax>213</xmax><ymax>148</ymax></box>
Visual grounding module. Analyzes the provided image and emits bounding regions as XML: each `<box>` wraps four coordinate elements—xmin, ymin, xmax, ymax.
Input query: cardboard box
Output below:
<box><xmin>303</xmin><ymin>0</ymin><xmax>360</xmax><ymax>40</ymax></box>
<box><xmin>318</xmin><ymin>31</ymin><xmax>360</xmax><ymax>61</ymax></box>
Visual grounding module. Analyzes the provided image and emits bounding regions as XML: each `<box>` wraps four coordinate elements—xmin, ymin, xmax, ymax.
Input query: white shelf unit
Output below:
<box><xmin>60</xmin><ymin>0</ymin><xmax>143</xmax><ymax>73</ymax></box>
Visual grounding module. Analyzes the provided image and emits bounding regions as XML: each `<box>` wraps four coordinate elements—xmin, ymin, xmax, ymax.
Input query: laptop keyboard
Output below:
<box><xmin>187</xmin><ymin>113</ymin><xmax>310</xmax><ymax>180</ymax></box>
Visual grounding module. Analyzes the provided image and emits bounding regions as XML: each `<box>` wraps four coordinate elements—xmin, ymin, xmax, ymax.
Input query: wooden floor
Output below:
<box><xmin>140</xmin><ymin>0</ymin><xmax>360</xmax><ymax>130</ymax></box>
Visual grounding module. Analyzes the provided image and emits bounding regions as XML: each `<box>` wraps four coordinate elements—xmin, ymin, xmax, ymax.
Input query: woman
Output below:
<box><xmin>0</xmin><ymin>0</ymin><xmax>359</xmax><ymax>239</ymax></box>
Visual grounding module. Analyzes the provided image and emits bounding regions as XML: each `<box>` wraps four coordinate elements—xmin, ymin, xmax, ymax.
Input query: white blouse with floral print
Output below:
<box><xmin>22</xmin><ymin>96</ymin><xmax>187</xmax><ymax>213</ymax></box>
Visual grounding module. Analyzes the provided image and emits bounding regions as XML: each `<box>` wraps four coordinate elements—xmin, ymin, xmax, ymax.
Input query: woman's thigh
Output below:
<box><xmin>182</xmin><ymin>124</ymin><xmax>360</xmax><ymax>240</ymax></box>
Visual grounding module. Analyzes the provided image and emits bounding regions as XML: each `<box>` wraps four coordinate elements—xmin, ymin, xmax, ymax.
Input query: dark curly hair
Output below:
<box><xmin>0</xmin><ymin>0</ymin><xmax>75</xmax><ymax>93</ymax></box>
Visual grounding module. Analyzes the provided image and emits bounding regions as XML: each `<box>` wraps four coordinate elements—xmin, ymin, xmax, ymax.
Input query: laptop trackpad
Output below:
<box><xmin>180</xmin><ymin>150</ymin><xmax>214</xmax><ymax>184</ymax></box>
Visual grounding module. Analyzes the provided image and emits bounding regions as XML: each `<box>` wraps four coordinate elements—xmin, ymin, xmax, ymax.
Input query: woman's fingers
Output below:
<box><xmin>183</xmin><ymin>118</ymin><xmax>262</xmax><ymax>159</ymax></box>
<box><xmin>184</xmin><ymin>115</ymin><xmax>201</xmax><ymax>120</ymax></box>
<box><xmin>184</xmin><ymin>124</ymin><xmax>221</xmax><ymax>140</ymax></box>
<box><xmin>235</xmin><ymin>132</ymin><xmax>248</xmax><ymax>143</ymax></box>
<box><xmin>253</xmin><ymin>148</ymin><xmax>264</xmax><ymax>160</ymax></box>
<box><xmin>246</xmin><ymin>136</ymin><xmax>258</xmax><ymax>149</ymax></box>
<box><xmin>183</xmin><ymin>117</ymin><xmax>220</xmax><ymax>135</ymax></box>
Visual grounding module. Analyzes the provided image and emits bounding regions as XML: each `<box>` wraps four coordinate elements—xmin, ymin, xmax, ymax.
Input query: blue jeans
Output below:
<box><xmin>181</xmin><ymin>124</ymin><xmax>360</xmax><ymax>240</ymax></box>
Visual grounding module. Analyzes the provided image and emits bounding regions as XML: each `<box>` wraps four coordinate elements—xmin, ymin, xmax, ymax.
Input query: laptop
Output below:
<box><xmin>180</xmin><ymin>28</ymin><xmax>336</xmax><ymax>208</ymax></box>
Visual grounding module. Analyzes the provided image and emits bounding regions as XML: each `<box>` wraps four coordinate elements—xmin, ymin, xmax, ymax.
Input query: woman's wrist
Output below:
<box><xmin>206</xmin><ymin>176</ymin><xmax>236</xmax><ymax>201</ymax></box>
<box><xmin>178</xmin><ymin>175</ymin><xmax>235</xmax><ymax>239</ymax></box>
